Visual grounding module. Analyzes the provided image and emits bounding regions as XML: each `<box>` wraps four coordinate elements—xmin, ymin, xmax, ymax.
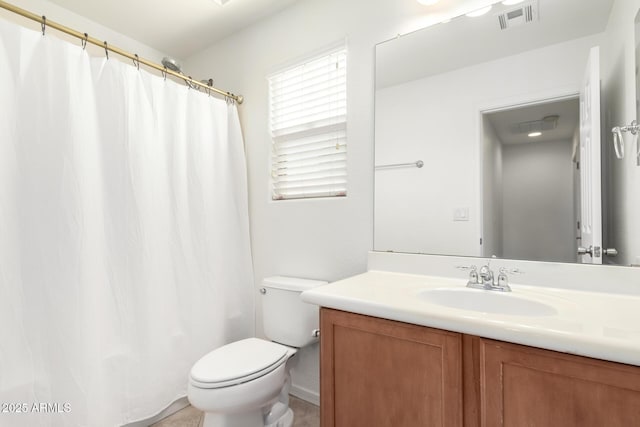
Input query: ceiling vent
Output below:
<box><xmin>498</xmin><ymin>2</ymin><xmax>537</xmax><ymax>30</ymax></box>
<box><xmin>513</xmin><ymin>115</ymin><xmax>559</xmax><ymax>134</ymax></box>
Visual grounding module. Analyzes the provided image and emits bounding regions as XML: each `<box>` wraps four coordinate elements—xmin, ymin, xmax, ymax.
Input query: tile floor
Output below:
<box><xmin>150</xmin><ymin>396</ymin><xmax>320</xmax><ymax>427</ymax></box>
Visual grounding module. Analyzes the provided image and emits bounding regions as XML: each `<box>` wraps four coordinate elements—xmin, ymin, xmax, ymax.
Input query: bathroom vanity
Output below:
<box><xmin>319</xmin><ymin>308</ymin><xmax>640</xmax><ymax>427</ymax></box>
<box><xmin>301</xmin><ymin>253</ymin><xmax>640</xmax><ymax>427</ymax></box>
<box><xmin>333</xmin><ymin>0</ymin><xmax>640</xmax><ymax>423</ymax></box>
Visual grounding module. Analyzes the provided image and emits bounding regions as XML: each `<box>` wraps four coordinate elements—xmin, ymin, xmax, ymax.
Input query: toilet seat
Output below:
<box><xmin>190</xmin><ymin>338</ymin><xmax>290</xmax><ymax>389</ymax></box>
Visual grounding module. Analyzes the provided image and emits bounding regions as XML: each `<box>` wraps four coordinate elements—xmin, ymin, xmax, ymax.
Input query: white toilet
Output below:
<box><xmin>187</xmin><ymin>276</ymin><xmax>326</xmax><ymax>427</ymax></box>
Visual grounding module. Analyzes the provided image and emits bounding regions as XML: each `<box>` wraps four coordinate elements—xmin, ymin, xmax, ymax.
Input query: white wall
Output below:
<box><xmin>179</xmin><ymin>0</ymin><xmax>640</xmax><ymax>404</ymax></box>
<box><xmin>482</xmin><ymin>116</ymin><xmax>503</xmax><ymax>258</ymax></box>
<box><xmin>180</xmin><ymin>0</ymin><xmax>622</xmax><ymax>403</ymax></box>
<box><xmin>374</xmin><ymin>34</ymin><xmax>602</xmax><ymax>256</ymax></box>
<box><xmin>602</xmin><ymin>0</ymin><xmax>640</xmax><ymax>266</ymax></box>
<box><xmin>3</xmin><ymin>0</ymin><xmax>172</xmax><ymax>64</ymax></box>
<box><xmin>502</xmin><ymin>139</ymin><xmax>576</xmax><ymax>263</ymax></box>
<box><xmin>183</xmin><ymin>0</ymin><xmax>430</xmax><ymax>405</ymax></box>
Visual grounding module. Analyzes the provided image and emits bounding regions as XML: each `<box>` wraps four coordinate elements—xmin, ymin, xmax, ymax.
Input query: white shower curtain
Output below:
<box><xmin>0</xmin><ymin>16</ymin><xmax>254</xmax><ymax>427</ymax></box>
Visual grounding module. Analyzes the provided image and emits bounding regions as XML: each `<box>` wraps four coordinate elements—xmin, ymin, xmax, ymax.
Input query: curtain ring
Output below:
<box><xmin>103</xmin><ymin>41</ymin><xmax>109</xmax><ymax>60</ymax></box>
<box><xmin>133</xmin><ymin>54</ymin><xmax>140</xmax><ymax>70</ymax></box>
<box><xmin>81</xmin><ymin>33</ymin><xmax>88</xmax><ymax>50</ymax></box>
<box><xmin>162</xmin><ymin>67</ymin><xmax>167</xmax><ymax>81</ymax></box>
<box><xmin>41</xmin><ymin>16</ymin><xmax>46</xmax><ymax>36</ymax></box>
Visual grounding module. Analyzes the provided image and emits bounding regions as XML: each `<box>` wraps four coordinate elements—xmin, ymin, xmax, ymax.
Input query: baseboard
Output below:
<box><xmin>121</xmin><ymin>396</ymin><xmax>189</xmax><ymax>427</ymax></box>
<box><xmin>290</xmin><ymin>384</ymin><xmax>320</xmax><ymax>407</ymax></box>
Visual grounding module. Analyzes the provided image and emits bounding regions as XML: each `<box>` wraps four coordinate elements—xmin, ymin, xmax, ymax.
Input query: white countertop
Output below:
<box><xmin>301</xmin><ymin>270</ymin><xmax>640</xmax><ymax>367</ymax></box>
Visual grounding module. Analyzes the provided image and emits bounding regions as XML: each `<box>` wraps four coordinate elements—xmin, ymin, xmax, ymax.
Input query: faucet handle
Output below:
<box><xmin>468</xmin><ymin>265</ymin><xmax>478</xmax><ymax>284</ymax></box>
<box><xmin>495</xmin><ymin>268</ymin><xmax>511</xmax><ymax>291</ymax></box>
<box><xmin>462</xmin><ymin>265</ymin><xmax>484</xmax><ymax>289</ymax></box>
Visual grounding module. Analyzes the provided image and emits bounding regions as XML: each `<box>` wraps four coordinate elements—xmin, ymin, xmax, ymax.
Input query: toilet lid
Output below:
<box><xmin>190</xmin><ymin>338</ymin><xmax>289</xmax><ymax>388</ymax></box>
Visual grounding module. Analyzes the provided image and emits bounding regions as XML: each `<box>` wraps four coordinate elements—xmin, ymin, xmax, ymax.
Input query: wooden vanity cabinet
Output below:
<box><xmin>479</xmin><ymin>339</ymin><xmax>640</xmax><ymax>427</ymax></box>
<box><xmin>319</xmin><ymin>308</ymin><xmax>464</xmax><ymax>427</ymax></box>
<box><xmin>320</xmin><ymin>308</ymin><xmax>640</xmax><ymax>427</ymax></box>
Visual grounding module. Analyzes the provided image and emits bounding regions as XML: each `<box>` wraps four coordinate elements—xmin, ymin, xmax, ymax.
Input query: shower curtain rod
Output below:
<box><xmin>0</xmin><ymin>0</ymin><xmax>244</xmax><ymax>104</ymax></box>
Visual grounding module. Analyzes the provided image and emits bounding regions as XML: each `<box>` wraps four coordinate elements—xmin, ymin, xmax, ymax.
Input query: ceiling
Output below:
<box><xmin>47</xmin><ymin>0</ymin><xmax>300</xmax><ymax>59</ymax></box>
<box><xmin>43</xmin><ymin>0</ymin><xmax>614</xmax><ymax>66</ymax></box>
<box><xmin>377</xmin><ymin>0</ymin><xmax>614</xmax><ymax>89</ymax></box>
<box><xmin>485</xmin><ymin>97</ymin><xmax>579</xmax><ymax>145</ymax></box>
<box><xmin>44</xmin><ymin>0</ymin><xmax>556</xmax><ymax>63</ymax></box>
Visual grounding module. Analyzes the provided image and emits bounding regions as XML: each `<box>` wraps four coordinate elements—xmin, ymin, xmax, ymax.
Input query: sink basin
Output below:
<box><xmin>418</xmin><ymin>288</ymin><xmax>557</xmax><ymax>317</ymax></box>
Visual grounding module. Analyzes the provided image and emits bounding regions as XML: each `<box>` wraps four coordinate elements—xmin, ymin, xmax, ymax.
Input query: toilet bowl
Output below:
<box><xmin>187</xmin><ymin>276</ymin><xmax>326</xmax><ymax>427</ymax></box>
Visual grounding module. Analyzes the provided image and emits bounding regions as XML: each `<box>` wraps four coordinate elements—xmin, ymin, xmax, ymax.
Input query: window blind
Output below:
<box><xmin>269</xmin><ymin>46</ymin><xmax>347</xmax><ymax>200</ymax></box>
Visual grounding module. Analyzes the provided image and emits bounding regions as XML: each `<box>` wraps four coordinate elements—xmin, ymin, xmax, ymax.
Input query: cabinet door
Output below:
<box><xmin>480</xmin><ymin>338</ymin><xmax>640</xmax><ymax>426</ymax></box>
<box><xmin>320</xmin><ymin>308</ymin><xmax>463</xmax><ymax>427</ymax></box>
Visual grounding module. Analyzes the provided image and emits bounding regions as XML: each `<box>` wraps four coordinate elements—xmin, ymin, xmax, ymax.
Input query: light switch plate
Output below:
<box><xmin>453</xmin><ymin>207</ymin><xmax>469</xmax><ymax>221</ymax></box>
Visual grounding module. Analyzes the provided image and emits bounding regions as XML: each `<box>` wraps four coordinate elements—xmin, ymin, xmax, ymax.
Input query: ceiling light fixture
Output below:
<box><xmin>502</xmin><ymin>0</ymin><xmax>524</xmax><ymax>5</ymax></box>
<box><xmin>466</xmin><ymin>5</ymin><xmax>492</xmax><ymax>17</ymax></box>
<box><xmin>417</xmin><ymin>0</ymin><xmax>440</xmax><ymax>5</ymax></box>
<box><xmin>528</xmin><ymin>131</ymin><xmax>542</xmax><ymax>137</ymax></box>
<box><xmin>212</xmin><ymin>0</ymin><xmax>232</xmax><ymax>5</ymax></box>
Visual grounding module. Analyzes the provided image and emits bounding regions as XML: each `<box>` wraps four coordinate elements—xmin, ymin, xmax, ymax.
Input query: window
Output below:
<box><xmin>269</xmin><ymin>45</ymin><xmax>347</xmax><ymax>200</ymax></box>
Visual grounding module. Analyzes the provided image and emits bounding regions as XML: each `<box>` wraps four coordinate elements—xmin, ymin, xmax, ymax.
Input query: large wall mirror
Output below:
<box><xmin>373</xmin><ymin>0</ymin><xmax>636</xmax><ymax>266</ymax></box>
<box><xmin>636</xmin><ymin>9</ymin><xmax>640</xmax><ymax>140</ymax></box>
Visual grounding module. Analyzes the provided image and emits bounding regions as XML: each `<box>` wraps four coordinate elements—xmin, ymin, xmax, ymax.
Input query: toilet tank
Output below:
<box><xmin>261</xmin><ymin>276</ymin><xmax>327</xmax><ymax>348</ymax></box>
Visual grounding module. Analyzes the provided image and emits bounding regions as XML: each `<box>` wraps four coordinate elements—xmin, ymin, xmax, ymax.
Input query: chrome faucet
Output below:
<box><xmin>479</xmin><ymin>265</ymin><xmax>494</xmax><ymax>287</ymax></box>
<box><xmin>465</xmin><ymin>265</ymin><xmax>511</xmax><ymax>292</ymax></box>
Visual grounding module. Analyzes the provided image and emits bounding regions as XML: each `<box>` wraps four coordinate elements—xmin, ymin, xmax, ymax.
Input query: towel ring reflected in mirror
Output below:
<box><xmin>611</xmin><ymin>119</ymin><xmax>640</xmax><ymax>161</ymax></box>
